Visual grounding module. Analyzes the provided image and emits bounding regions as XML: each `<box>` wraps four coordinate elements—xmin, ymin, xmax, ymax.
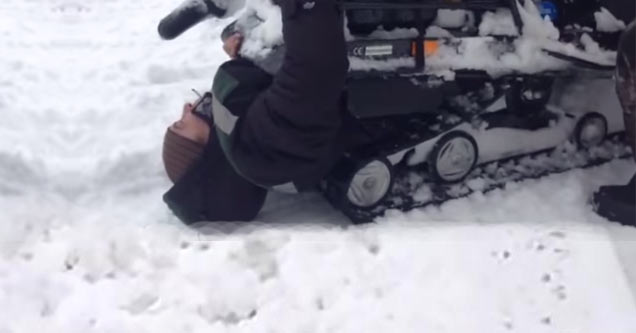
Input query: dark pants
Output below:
<box><xmin>163</xmin><ymin>129</ymin><xmax>268</xmax><ymax>224</ymax></box>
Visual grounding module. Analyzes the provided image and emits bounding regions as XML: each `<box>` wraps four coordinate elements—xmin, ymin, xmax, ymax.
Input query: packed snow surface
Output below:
<box><xmin>1</xmin><ymin>1</ymin><xmax>635</xmax><ymax>332</ymax></box>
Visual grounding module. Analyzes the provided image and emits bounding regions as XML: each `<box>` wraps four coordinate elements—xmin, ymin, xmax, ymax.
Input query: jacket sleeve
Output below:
<box><xmin>231</xmin><ymin>0</ymin><xmax>350</xmax><ymax>188</ymax></box>
<box><xmin>267</xmin><ymin>0</ymin><xmax>349</xmax><ymax>126</ymax></box>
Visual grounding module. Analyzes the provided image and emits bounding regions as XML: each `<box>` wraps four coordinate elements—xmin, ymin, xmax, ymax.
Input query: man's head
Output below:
<box><xmin>162</xmin><ymin>28</ymin><xmax>247</xmax><ymax>183</ymax></box>
<box><xmin>163</xmin><ymin>102</ymin><xmax>211</xmax><ymax>183</ymax></box>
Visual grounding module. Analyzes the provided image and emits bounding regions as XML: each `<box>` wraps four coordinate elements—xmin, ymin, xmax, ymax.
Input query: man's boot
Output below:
<box><xmin>594</xmin><ymin>175</ymin><xmax>636</xmax><ymax>226</ymax></box>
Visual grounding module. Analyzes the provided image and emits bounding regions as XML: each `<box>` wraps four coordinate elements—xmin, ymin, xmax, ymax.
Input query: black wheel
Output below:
<box><xmin>428</xmin><ymin>131</ymin><xmax>479</xmax><ymax>183</ymax></box>
<box><xmin>505</xmin><ymin>77</ymin><xmax>553</xmax><ymax>113</ymax></box>
<box><xmin>574</xmin><ymin>112</ymin><xmax>608</xmax><ymax>149</ymax></box>
<box><xmin>326</xmin><ymin>157</ymin><xmax>394</xmax><ymax>210</ymax></box>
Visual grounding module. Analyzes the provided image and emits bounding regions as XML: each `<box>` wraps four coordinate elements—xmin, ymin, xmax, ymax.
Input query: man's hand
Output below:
<box><xmin>223</xmin><ymin>33</ymin><xmax>243</xmax><ymax>59</ymax></box>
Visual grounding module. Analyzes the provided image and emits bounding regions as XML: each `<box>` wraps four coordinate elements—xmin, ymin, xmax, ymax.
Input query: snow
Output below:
<box><xmin>368</xmin><ymin>27</ymin><xmax>419</xmax><ymax>40</ymax></box>
<box><xmin>595</xmin><ymin>7</ymin><xmax>627</xmax><ymax>33</ymax></box>
<box><xmin>516</xmin><ymin>1</ymin><xmax>616</xmax><ymax>68</ymax></box>
<box><xmin>539</xmin><ymin>29</ymin><xmax>617</xmax><ymax>68</ymax></box>
<box><xmin>348</xmin><ymin>56</ymin><xmax>415</xmax><ymax>72</ymax></box>
<box><xmin>235</xmin><ymin>0</ymin><xmax>283</xmax><ymax>59</ymax></box>
<box><xmin>1</xmin><ymin>1</ymin><xmax>635</xmax><ymax>332</ymax></box>
<box><xmin>426</xmin><ymin>36</ymin><xmax>566</xmax><ymax>76</ymax></box>
<box><xmin>425</xmin><ymin>26</ymin><xmax>453</xmax><ymax>39</ymax></box>
<box><xmin>518</xmin><ymin>0</ymin><xmax>560</xmax><ymax>41</ymax></box>
<box><xmin>434</xmin><ymin>9</ymin><xmax>470</xmax><ymax>29</ymax></box>
<box><xmin>478</xmin><ymin>8</ymin><xmax>519</xmax><ymax>37</ymax></box>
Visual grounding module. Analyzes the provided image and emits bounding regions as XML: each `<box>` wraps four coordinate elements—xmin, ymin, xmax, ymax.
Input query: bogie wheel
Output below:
<box><xmin>428</xmin><ymin>131</ymin><xmax>479</xmax><ymax>183</ymax></box>
<box><xmin>343</xmin><ymin>158</ymin><xmax>394</xmax><ymax>209</ymax></box>
<box><xmin>575</xmin><ymin>112</ymin><xmax>608</xmax><ymax>149</ymax></box>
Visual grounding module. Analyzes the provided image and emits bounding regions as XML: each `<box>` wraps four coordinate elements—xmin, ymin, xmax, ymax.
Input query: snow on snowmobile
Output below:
<box><xmin>158</xmin><ymin>0</ymin><xmax>633</xmax><ymax>223</ymax></box>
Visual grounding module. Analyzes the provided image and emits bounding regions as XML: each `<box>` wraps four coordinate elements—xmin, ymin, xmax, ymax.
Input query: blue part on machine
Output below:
<box><xmin>539</xmin><ymin>1</ymin><xmax>559</xmax><ymax>21</ymax></box>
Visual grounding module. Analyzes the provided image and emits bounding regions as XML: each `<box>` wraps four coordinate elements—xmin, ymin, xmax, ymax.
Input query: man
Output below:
<box><xmin>162</xmin><ymin>0</ymin><xmax>349</xmax><ymax>224</ymax></box>
<box><xmin>593</xmin><ymin>21</ymin><xmax>635</xmax><ymax>226</ymax></box>
<box><xmin>616</xmin><ymin>21</ymin><xmax>635</xmax><ymax>154</ymax></box>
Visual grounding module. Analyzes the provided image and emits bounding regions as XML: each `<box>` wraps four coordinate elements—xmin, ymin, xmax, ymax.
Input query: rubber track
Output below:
<box><xmin>340</xmin><ymin>136</ymin><xmax>633</xmax><ymax>223</ymax></box>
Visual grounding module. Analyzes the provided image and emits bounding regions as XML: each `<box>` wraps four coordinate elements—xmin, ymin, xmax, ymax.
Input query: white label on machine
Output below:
<box><xmin>365</xmin><ymin>44</ymin><xmax>393</xmax><ymax>56</ymax></box>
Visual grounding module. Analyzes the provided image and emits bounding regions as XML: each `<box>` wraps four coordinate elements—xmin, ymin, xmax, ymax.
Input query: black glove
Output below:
<box><xmin>158</xmin><ymin>0</ymin><xmax>227</xmax><ymax>40</ymax></box>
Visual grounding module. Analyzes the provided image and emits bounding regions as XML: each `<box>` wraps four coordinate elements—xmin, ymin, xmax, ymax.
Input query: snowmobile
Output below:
<box><xmin>158</xmin><ymin>0</ymin><xmax>633</xmax><ymax>223</ymax></box>
<box><xmin>310</xmin><ymin>0</ymin><xmax>631</xmax><ymax>222</ymax></box>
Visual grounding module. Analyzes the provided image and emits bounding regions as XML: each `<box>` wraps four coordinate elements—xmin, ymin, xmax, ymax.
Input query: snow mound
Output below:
<box><xmin>236</xmin><ymin>0</ymin><xmax>283</xmax><ymax>59</ymax></box>
<box><xmin>479</xmin><ymin>8</ymin><xmax>518</xmax><ymax>37</ymax></box>
<box><xmin>595</xmin><ymin>7</ymin><xmax>627</xmax><ymax>33</ymax></box>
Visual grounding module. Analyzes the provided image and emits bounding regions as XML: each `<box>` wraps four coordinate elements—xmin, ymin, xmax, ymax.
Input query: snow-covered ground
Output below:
<box><xmin>0</xmin><ymin>1</ymin><xmax>635</xmax><ymax>332</ymax></box>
